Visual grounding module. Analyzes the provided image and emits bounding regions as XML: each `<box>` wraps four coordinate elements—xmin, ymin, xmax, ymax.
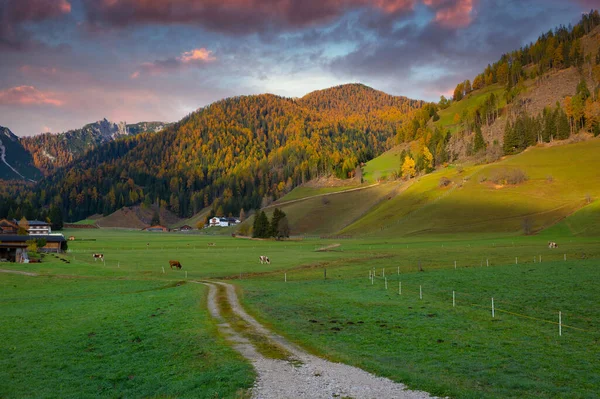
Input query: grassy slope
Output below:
<box><xmin>540</xmin><ymin>199</ymin><xmax>600</xmax><ymax>237</ymax></box>
<box><xmin>342</xmin><ymin>139</ymin><xmax>600</xmax><ymax>237</ymax></box>
<box><xmin>436</xmin><ymin>84</ymin><xmax>506</xmax><ymax>130</ymax></box>
<box><xmin>266</xmin><ymin>183</ymin><xmax>401</xmax><ymax>235</ymax></box>
<box><xmin>362</xmin><ymin>146</ymin><xmax>405</xmax><ymax>183</ymax></box>
<box><xmin>278</xmin><ymin>185</ymin><xmax>361</xmax><ymax>202</ymax></box>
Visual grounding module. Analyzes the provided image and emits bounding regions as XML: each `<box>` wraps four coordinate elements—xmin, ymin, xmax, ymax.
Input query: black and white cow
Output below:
<box><xmin>93</xmin><ymin>253</ymin><xmax>104</xmax><ymax>261</ymax></box>
<box><xmin>259</xmin><ymin>255</ymin><xmax>270</xmax><ymax>264</ymax></box>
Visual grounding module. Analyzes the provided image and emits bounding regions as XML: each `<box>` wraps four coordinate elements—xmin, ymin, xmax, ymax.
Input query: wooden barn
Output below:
<box><xmin>0</xmin><ymin>234</ymin><xmax>67</xmax><ymax>258</ymax></box>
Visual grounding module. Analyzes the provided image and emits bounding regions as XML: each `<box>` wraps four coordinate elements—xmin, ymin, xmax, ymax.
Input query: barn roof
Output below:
<box><xmin>28</xmin><ymin>220</ymin><xmax>51</xmax><ymax>226</ymax></box>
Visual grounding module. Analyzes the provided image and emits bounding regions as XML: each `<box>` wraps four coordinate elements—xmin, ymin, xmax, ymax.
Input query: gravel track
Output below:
<box><xmin>200</xmin><ymin>280</ymin><xmax>440</xmax><ymax>399</ymax></box>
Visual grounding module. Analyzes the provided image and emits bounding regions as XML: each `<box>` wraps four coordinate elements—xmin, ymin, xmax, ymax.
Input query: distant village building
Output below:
<box><xmin>209</xmin><ymin>217</ymin><xmax>241</xmax><ymax>227</ymax></box>
<box><xmin>180</xmin><ymin>225</ymin><xmax>193</xmax><ymax>231</ymax></box>
<box><xmin>27</xmin><ymin>220</ymin><xmax>52</xmax><ymax>235</ymax></box>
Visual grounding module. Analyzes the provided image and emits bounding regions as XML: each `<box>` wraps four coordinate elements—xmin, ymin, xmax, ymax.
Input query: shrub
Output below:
<box><xmin>489</xmin><ymin>168</ymin><xmax>528</xmax><ymax>185</ymax></box>
<box><xmin>439</xmin><ymin>177</ymin><xmax>452</xmax><ymax>188</ymax></box>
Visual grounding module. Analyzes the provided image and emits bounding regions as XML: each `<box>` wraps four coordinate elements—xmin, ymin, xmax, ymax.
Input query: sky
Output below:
<box><xmin>0</xmin><ymin>0</ymin><xmax>596</xmax><ymax>136</ymax></box>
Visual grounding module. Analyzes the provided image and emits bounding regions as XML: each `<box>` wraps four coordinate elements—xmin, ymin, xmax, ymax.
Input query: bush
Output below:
<box><xmin>489</xmin><ymin>168</ymin><xmax>528</xmax><ymax>185</ymax></box>
<box><xmin>439</xmin><ymin>177</ymin><xmax>452</xmax><ymax>188</ymax></box>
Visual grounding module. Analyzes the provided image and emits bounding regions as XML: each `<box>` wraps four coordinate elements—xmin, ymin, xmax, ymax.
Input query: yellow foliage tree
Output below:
<box><xmin>401</xmin><ymin>156</ymin><xmax>416</xmax><ymax>179</ymax></box>
<box><xmin>422</xmin><ymin>146</ymin><xmax>434</xmax><ymax>172</ymax></box>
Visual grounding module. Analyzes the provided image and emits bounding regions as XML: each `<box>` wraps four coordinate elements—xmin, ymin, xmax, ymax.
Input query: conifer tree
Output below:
<box><xmin>252</xmin><ymin>211</ymin><xmax>270</xmax><ymax>238</ymax></box>
<box><xmin>473</xmin><ymin>125</ymin><xmax>487</xmax><ymax>153</ymax></box>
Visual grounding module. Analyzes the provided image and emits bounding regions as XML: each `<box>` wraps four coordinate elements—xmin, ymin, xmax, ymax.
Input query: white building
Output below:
<box><xmin>28</xmin><ymin>221</ymin><xmax>52</xmax><ymax>235</ymax></box>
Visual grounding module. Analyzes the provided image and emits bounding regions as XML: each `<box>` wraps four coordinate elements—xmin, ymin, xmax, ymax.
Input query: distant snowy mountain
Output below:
<box><xmin>19</xmin><ymin>119</ymin><xmax>170</xmax><ymax>175</ymax></box>
<box><xmin>0</xmin><ymin>126</ymin><xmax>42</xmax><ymax>181</ymax></box>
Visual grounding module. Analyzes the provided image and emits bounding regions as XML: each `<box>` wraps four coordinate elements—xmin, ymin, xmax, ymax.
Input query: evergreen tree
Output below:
<box><xmin>277</xmin><ymin>216</ymin><xmax>290</xmax><ymax>239</ymax></box>
<box><xmin>252</xmin><ymin>211</ymin><xmax>270</xmax><ymax>238</ymax></box>
<box><xmin>556</xmin><ymin>107</ymin><xmax>570</xmax><ymax>139</ymax></box>
<box><xmin>151</xmin><ymin>210</ymin><xmax>160</xmax><ymax>226</ymax></box>
<box><xmin>473</xmin><ymin>125</ymin><xmax>487</xmax><ymax>153</ymax></box>
<box><xmin>542</xmin><ymin>107</ymin><xmax>556</xmax><ymax>142</ymax></box>
<box><xmin>49</xmin><ymin>205</ymin><xmax>63</xmax><ymax>231</ymax></box>
<box><xmin>270</xmin><ymin>208</ymin><xmax>285</xmax><ymax>238</ymax></box>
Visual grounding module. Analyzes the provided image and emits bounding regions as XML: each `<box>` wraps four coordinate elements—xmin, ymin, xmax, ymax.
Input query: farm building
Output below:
<box><xmin>0</xmin><ymin>242</ymin><xmax>28</xmax><ymax>263</ymax></box>
<box><xmin>144</xmin><ymin>225</ymin><xmax>170</xmax><ymax>232</ymax></box>
<box><xmin>27</xmin><ymin>220</ymin><xmax>52</xmax><ymax>235</ymax></box>
<box><xmin>0</xmin><ymin>234</ymin><xmax>67</xmax><ymax>256</ymax></box>
<box><xmin>0</xmin><ymin>219</ymin><xmax>19</xmax><ymax>234</ymax></box>
<box><xmin>209</xmin><ymin>217</ymin><xmax>241</xmax><ymax>227</ymax></box>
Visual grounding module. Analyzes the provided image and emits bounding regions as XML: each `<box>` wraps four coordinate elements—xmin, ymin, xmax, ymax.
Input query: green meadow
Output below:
<box><xmin>1</xmin><ymin>227</ymin><xmax>599</xmax><ymax>398</ymax></box>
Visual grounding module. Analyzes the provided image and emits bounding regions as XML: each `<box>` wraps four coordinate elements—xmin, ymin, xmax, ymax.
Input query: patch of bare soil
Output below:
<box><xmin>519</xmin><ymin>68</ymin><xmax>583</xmax><ymax>117</ymax></box>
<box><xmin>302</xmin><ymin>175</ymin><xmax>360</xmax><ymax>188</ymax></box>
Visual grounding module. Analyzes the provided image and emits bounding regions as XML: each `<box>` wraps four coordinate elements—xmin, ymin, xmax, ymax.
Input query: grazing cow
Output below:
<box><xmin>259</xmin><ymin>255</ymin><xmax>270</xmax><ymax>264</ymax></box>
<box><xmin>548</xmin><ymin>241</ymin><xmax>558</xmax><ymax>249</ymax></box>
<box><xmin>169</xmin><ymin>260</ymin><xmax>182</xmax><ymax>270</ymax></box>
<box><xmin>92</xmin><ymin>253</ymin><xmax>104</xmax><ymax>262</ymax></box>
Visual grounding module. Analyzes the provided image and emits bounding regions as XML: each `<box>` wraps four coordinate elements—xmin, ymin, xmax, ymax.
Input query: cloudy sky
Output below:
<box><xmin>0</xmin><ymin>0</ymin><xmax>595</xmax><ymax>136</ymax></box>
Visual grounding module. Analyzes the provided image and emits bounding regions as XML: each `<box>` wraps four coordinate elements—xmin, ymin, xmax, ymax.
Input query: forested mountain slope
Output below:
<box><xmin>0</xmin><ymin>126</ymin><xmax>41</xmax><ymax>181</ymax></box>
<box><xmin>13</xmin><ymin>85</ymin><xmax>422</xmax><ymax>222</ymax></box>
<box><xmin>20</xmin><ymin>119</ymin><xmax>169</xmax><ymax>175</ymax></box>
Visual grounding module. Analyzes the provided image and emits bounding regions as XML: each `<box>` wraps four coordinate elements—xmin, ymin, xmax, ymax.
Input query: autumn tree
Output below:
<box><xmin>401</xmin><ymin>156</ymin><xmax>416</xmax><ymax>179</ymax></box>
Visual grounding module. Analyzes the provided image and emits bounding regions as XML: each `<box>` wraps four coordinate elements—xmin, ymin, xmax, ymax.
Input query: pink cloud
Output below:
<box><xmin>422</xmin><ymin>0</ymin><xmax>475</xmax><ymax>28</ymax></box>
<box><xmin>132</xmin><ymin>47</ymin><xmax>217</xmax><ymax>78</ymax></box>
<box><xmin>0</xmin><ymin>86</ymin><xmax>64</xmax><ymax>107</ymax></box>
<box><xmin>180</xmin><ymin>48</ymin><xmax>217</xmax><ymax>63</ymax></box>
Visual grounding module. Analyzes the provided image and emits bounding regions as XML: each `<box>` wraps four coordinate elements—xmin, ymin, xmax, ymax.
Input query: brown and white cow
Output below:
<box><xmin>169</xmin><ymin>260</ymin><xmax>182</xmax><ymax>270</ymax></box>
<box><xmin>259</xmin><ymin>256</ymin><xmax>270</xmax><ymax>264</ymax></box>
<box><xmin>93</xmin><ymin>253</ymin><xmax>104</xmax><ymax>261</ymax></box>
<box><xmin>548</xmin><ymin>241</ymin><xmax>558</xmax><ymax>249</ymax></box>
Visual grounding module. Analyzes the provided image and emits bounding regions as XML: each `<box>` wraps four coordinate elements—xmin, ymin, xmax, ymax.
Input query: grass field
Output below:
<box><xmin>0</xmin><ymin>272</ymin><xmax>254</xmax><ymax>398</ymax></box>
<box><xmin>73</xmin><ymin>219</ymin><xmax>98</xmax><ymax>225</ymax></box>
<box><xmin>1</xmin><ymin>227</ymin><xmax>599</xmax><ymax>398</ymax></box>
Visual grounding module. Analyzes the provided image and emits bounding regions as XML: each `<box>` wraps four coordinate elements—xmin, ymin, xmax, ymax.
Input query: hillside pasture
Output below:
<box><xmin>362</xmin><ymin>146</ymin><xmax>406</xmax><ymax>183</ymax></box>
<box><xmin>266</xmin><ymin>183</ymin><xmax>401</xmax><ymax>235</ymax></box>
<box><xmin>343</xmin><ymin>140</ymin><xmax>600</xmax><ymax>237</ymax></box>
<box><xmin>436</xmin><ymin>84</ymin><xmax>506</xmax><ymax>131</ymax></box>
